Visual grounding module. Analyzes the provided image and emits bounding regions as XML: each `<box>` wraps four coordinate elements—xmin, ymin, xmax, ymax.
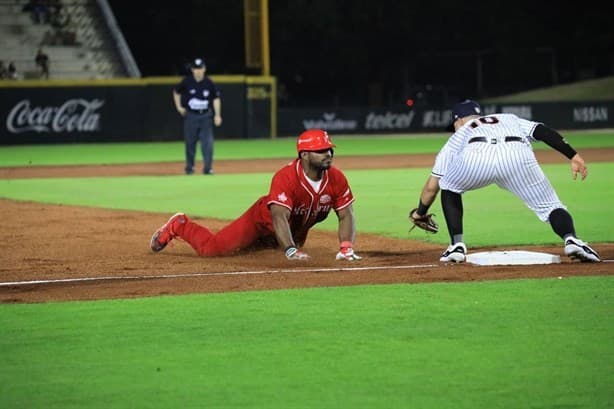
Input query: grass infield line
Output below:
<box><xmin>0</xmin><ymin>263</ymin><xmax>440</xmax><ymax>287</ymax></box>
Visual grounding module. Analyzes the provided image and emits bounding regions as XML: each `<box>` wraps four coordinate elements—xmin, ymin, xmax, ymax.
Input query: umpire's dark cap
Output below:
<box><xmin>191</xmin><ymin>58</ymin><xmax>206</xmax><ymax>68</ymax></box>
<box><xmin>452</xmin><ymin>99</ymin><xmax>482</xmax><ymax>120</ymax></box>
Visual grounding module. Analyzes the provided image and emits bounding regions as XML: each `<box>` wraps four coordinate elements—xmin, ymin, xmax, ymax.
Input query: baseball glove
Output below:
<box><xmin>408</xmin><ymin>208</ymin><xmax>438</xmax><ymax>234</ymax></box>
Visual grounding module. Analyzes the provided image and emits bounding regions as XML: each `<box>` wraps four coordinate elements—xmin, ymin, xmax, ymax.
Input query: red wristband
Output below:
<box><xmin>340</xmin><ymin>241</ymin><xmax>353</xmax><ymax>249</ymax></box>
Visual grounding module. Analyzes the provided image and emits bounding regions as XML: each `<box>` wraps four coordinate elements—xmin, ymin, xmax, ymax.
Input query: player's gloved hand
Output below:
<box><xmin>335</xmin><ymin>241</ymin><xmax>362</xmax><ymax>261</ymax></box>
<box><xmin>285</xmin><ymin>246</ymin><xmax>311</xmax><ymax>260</ymax></box>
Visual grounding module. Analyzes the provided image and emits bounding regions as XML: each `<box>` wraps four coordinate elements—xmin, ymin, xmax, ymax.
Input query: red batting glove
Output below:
<box><xmin>335</xmin><ymin>241</ymin><xmax>362</xmax><ymax>261</ymax></box>
<box><xmin>285</xmin><ymin>246</ymin><xmax>311</xmax><ymax>260</ymax></box>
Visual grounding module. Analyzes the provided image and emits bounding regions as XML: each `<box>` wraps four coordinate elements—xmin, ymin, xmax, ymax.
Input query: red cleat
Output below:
<box><xmin>150</xmin><ymin>213</ymin><xmax>188</xmax><ymax>252</ymax></box>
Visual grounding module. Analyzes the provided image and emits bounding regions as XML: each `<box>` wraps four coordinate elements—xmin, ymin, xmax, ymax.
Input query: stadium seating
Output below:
<box><xmin>0</xmin><ymin>0</ymin><xmax>127</xmax><ymax>80</ymax></box>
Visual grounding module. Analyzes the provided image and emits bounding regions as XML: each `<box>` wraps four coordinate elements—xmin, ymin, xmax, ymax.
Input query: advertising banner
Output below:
<box><xmin>0</xmin><ymin>77</ymin><xmax>272</xmax><ymax>145</ymax></box>
<box><xmin>277</xmin><ymin>101</ymin><xmax>614</xmax><ymax>136</ymax></box>
<box><xmin>1</xmin><ymin>79</ymin><xmax>611</xmax><ymax>144</ymax></box>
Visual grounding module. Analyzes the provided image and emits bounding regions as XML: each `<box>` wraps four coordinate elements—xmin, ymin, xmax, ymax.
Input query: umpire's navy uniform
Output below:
<box><xmin>173</xmin><ymin>58</ymin><xmax>222</xmax><ymax>174</ymax></box>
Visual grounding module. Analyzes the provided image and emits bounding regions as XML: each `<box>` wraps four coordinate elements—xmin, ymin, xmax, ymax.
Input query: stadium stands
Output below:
<box><xmin>0</xmin><ymin>0</ymin><xmax>136</xmax><ymax>79</ymax></box>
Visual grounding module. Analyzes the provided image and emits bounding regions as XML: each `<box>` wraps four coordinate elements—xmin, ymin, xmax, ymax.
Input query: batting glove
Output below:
<box><xmin>335</xmin><ymin>241</ymin><xmax>362</xmax><ymax>261</ymax></box>
<box><xmin>285</xmin><ymin>246</ymin><xmax>311</xmax><ymax>260</ymax></box>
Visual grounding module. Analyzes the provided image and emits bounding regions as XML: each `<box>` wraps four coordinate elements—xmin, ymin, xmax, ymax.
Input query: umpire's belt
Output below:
<box><xmin>468</xmin><ymin>136</ymin><xmax>523</xmax><ymax>144</ymax></box>
<box><xmin>188</xmin><ymin>109</ymin><xmax>210</xmax><ymax>115</ymax></box>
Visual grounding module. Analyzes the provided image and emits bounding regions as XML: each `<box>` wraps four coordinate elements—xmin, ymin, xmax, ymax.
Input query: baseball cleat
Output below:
<box><xmin>440</xmin><ymin>242</ymin><xmax>467</xmax><ymax>263</ymax></box>
<box><xmin>150</xmin><ymin>213</ymin><xmax>187</xmax><ymax>252</ymax></box>
<box><xmin>564</xmin><ymin>238</ymin><xmax>600</xmax><ymax>262</ymax></box>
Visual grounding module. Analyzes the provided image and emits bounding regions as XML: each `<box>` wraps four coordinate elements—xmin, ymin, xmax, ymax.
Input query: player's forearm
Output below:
<box><xmin>420</xmin><ymin>179</ymin><xmax>440</xmax><ymax>206</ymax></box>
<box><xmin>213</xmin><ymin>98</ymin><xmax>221</xmax><ymax>116</ymax></box>
<box><xmin>270</xmin><ymin>206</ymin><xmax>296</xmax><ymax>249</ymax></box>
<box><xmin>337</xmin><ymin>207</ymin><xmax>356</xmax><ymax>243</ymax></box>
<box><xmin>416</xmin><ymin>175</ymin><xmax>440</xmax><ymax>215</ymax></box>
<box><xmin>532</xmin><ymin>124</ymin><xmax>577</xmax><ymax>159</ymax></box>
<box><xmin>273</xmin><ymin>222</ymin><xmax>295</xmax><ymax>250</ymax></box>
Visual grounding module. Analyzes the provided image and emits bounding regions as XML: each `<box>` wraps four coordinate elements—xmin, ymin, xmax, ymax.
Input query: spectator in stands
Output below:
<box><xmin>47</xmin><ymin>6</ymin><xmax>78</xmax><ymax>46</ymax></box>
<box><xmin>35</xmin><ymin>48</ymin><xmax>50</xmax><ymax>79</ymax></box>
<box><xmin>8</xmin><ymin>61</ymin><xmax>19</xmax><ymax>80</ymax></box>
<box><xmin>26</xmin><ymin>0</ymin><xmax>50</xmax><ymax>24</ymax></box>
<box><xmin>51</xmin><ymin>5</ymin><xmax>70</xmax><ymax>29</ymax></box>
<box><xmin>49</xmin><ymin>0</ymin><xmax>63</xmax><ymax>16</ymax></box>
<box><xmin>0</xmin><ymin>61</ymin><xmax>8</xmax><ymax>79</ymax></box>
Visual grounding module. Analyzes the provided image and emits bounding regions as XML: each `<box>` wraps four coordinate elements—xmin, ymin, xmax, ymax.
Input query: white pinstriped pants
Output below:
<box><xmin>438</xmin><ymin>142</ymin><xmax>565</xmax><ymax>221</ymax></box>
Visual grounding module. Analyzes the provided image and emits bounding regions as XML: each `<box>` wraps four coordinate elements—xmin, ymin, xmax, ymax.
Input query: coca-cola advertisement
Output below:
<box><xmin>7</xmin><ymin>99</ymin><xmax>105</xmax><ymax>134</ymax></box>
<box><xmin>0</xmin><ymin>86</ymin><xmax>149</xmax><ymax>144</ymax></box>
<box><xmin>0</xmin><ymin>82</ymin><xmax>254</xmax><ymax>144</ymax></box>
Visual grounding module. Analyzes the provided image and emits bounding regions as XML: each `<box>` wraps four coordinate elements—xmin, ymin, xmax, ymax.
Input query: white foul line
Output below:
<box><xmin>0</xmin><ymin>263</ymin><xmax>439</xmax><ymax>287</ymax></box>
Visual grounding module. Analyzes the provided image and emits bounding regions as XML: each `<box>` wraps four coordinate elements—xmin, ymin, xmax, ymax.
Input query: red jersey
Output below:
<box><xmin>173</xmin><ymin>158</ymin><xmax>355</xmax><ymax>256</ymax></box>
<box><xmin>261</xmin><ymin>159</ymin><xmax>355</xmax><ymax>245</ymax></box>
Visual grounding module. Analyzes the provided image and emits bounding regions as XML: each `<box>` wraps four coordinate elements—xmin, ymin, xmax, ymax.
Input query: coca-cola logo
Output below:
<box><xmin>6</xmin><ymin>99</ymin><xmax>104</xmax><ymax>133</ymax></box>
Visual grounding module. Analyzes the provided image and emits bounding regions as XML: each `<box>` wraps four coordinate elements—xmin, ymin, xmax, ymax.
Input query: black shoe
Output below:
<box><xmin>203</xmin><ymin>169</ymin><xmax>214</xmax><ymax>175</ymax></box>
<box><xmin>185</xmin><ymin>168</ymin><xmax>194</xmax><ymax>175</ymax></box>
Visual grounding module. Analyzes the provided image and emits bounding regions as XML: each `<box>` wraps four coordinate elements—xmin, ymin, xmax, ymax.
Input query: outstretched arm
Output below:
<box><xmin>335</xmin><ymin>205</ymin><xmax>361</xmax><ymax>260</ymax></box>
<box><xmin>532</xmin><ymin>125</ymin><xmax>588</xmax><ymax>180</ymax></box>
<box><xmin>336</xmin><ymin>205</ymin><xmax>356</xmax><ymax>243</ymax></box>
<box><xmin>411</xmin><ymin>175</ymin><xmax>441</xmax><ymax>218</ymax></box>
<box><xmin>270</xmin><ymin>204</ymin><xmax>310</xmax><ymax>260</ymax></box>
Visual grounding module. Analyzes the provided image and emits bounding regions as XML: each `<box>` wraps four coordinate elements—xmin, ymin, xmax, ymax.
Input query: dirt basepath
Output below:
<box><xmin>1</xmin><ymin>148</ymin><xmax>612</xmax><ymax>304</ymax></box>
<box><xmin>2</xmin><ymin>148</ymin><xmax>612</xmax><ymax>179</ymax></box>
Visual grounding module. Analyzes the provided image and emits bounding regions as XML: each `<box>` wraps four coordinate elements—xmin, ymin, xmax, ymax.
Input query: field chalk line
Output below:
<box><xmin>2</xmin><ymin>260</ymin><xmax>611</xmax><ymax>287</ymax></box>
<box><xmin>0</xmin><ymin>263</ymin><xmax>439</xmax><ymax>287</ymax></box>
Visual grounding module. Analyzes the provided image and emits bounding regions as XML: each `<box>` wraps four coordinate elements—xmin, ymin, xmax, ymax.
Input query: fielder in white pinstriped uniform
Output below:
<box><xmin>410</xmin><ymin>100</ymin><xmax>600</xmax><ymax>263</ymax></box>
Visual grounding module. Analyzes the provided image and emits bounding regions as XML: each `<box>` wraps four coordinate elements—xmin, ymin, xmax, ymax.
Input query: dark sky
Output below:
<box><xmin>108</xmin><ymin>0</ymin><xmax>613</xmax><ymax>107</ymax></box>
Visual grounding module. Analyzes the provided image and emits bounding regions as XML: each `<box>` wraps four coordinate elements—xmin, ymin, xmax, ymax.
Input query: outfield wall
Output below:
<box><xmin>0</xmin><ymin>77</ymin><xmax>611</xmax><ymax>144</ymax></box>
<box><xmin>0</xmin><ymin>76</ymin><xmax>276</xmax><ymax>145</ymax></box>
<box><xmin>277</xmin><ymin>101</ymin><xmax>614</xmax><ymax>136</ymax></box>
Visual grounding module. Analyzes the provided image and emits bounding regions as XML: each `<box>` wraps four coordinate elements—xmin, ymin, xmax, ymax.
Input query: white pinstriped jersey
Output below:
<box><xmin>433</xmin><ymin>113</ymin><xmax>566</xmax><ymax>221</ymax></box>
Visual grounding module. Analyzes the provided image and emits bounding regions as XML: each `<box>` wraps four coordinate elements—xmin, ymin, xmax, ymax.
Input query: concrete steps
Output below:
<box><xmin>0</xmin><ymin>0</ymin><xmax>127</xmax><ymax>80</ymax></box>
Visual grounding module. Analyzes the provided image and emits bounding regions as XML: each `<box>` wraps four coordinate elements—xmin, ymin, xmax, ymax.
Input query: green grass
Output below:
<box><xmin>0</xmin><ymin>136</ymin><xmax>446</xmax><ymax>166</ymax></box>
<box><xmin>1</xmin><ymin>131</ymin><xmax>613</xmax><ymax>247</ymax></box>
<box><xmin>1</xmin><ymin>277</ymin><xmax>612</xmax><ymax>409</ymax></box>
<box><xmin>1</xmin><ymin>162</ymin><xmax>612</xmax><ymax>245</ymax></box>
<box><xmin>1</xmin><ymin>131</ymin><xmax>613</xmax><ymax>409</ymax></box>
<box><xmin>0</xmin><ymin>130</ymin><xmax>613</xmax><ymax>166</ymax></box>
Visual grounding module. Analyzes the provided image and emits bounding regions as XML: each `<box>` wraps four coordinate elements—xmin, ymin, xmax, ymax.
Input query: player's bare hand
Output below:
<box><xmin>570</xmin><ymin>153</ymin><xmax>588</xmax><ymax>180</ymax></box>
<box><xmin>177</xmin><ymin>107</ymin><xmax>187</xmax><ymax>117</ymax></box>
<box><xmin>214</xmin><ymin>115</ymin><xmax>222</xmax><ymax>126</ymax></box>
<box><xmin>285</xmin><ymin>246</ymin><xmax>310</xmax><ymax>260</ymax></box>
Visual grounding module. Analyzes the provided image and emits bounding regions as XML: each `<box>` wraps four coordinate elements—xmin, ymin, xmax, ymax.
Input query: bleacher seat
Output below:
<box><xmin>0</xmin><ymin>0</ymin><xmax>128</xmax><ymax>80</ymax></box>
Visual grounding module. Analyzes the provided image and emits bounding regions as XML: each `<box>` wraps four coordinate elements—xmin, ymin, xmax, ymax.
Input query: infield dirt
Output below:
<box><xmin>1</xmin><ymin>149</ymin><xmax>612</xmax><ymax>303</ymax></box>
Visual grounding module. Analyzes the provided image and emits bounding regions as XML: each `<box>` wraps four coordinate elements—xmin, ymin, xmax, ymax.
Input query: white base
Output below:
<box><xmin>466</xmin><ymin>250</ymin><xmax>561</xmax><ymax>266</ymax></box>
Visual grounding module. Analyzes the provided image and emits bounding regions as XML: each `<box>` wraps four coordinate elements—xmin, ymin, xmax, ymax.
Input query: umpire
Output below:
<box><xmin>173</xmin><ymin>58</ymin><xmax>222</xmax><ymax>175</ymax></box>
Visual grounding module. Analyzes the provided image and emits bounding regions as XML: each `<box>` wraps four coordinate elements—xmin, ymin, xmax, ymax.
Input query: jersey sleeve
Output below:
<box><xmin>174</xmin><ymin>77</ymin><xmax>187</xmax><ymax>93</ymax></box>
<box><xmin>518</xmin><ymin>117</ymin><xmax>542</xmax><ymax>142</ymax></box>
<box><xmin>266</xmin><ymin>165</ymin><xmax>294</xmax><ymax>211</ymax></box>
<box><xmin>330</xmin><ymin>168</ymin><xmax>355</xmax><ymax>211</ymax></box>
<box><xmin>211</xmin><ymin>80</ymin><xmax>221</xmax><ymax>99</ymax></box>
<box><xmin>431</xmin><ymin>132</ymin><xmax>463</xmax><ymax>177</ymax></box>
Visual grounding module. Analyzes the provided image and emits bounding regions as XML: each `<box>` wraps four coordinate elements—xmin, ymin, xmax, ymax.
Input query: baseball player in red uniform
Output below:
<box><xmin>150</xmin><ymin>129</ymin><xmax>362</xmax><ymax>261</ymax></box>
